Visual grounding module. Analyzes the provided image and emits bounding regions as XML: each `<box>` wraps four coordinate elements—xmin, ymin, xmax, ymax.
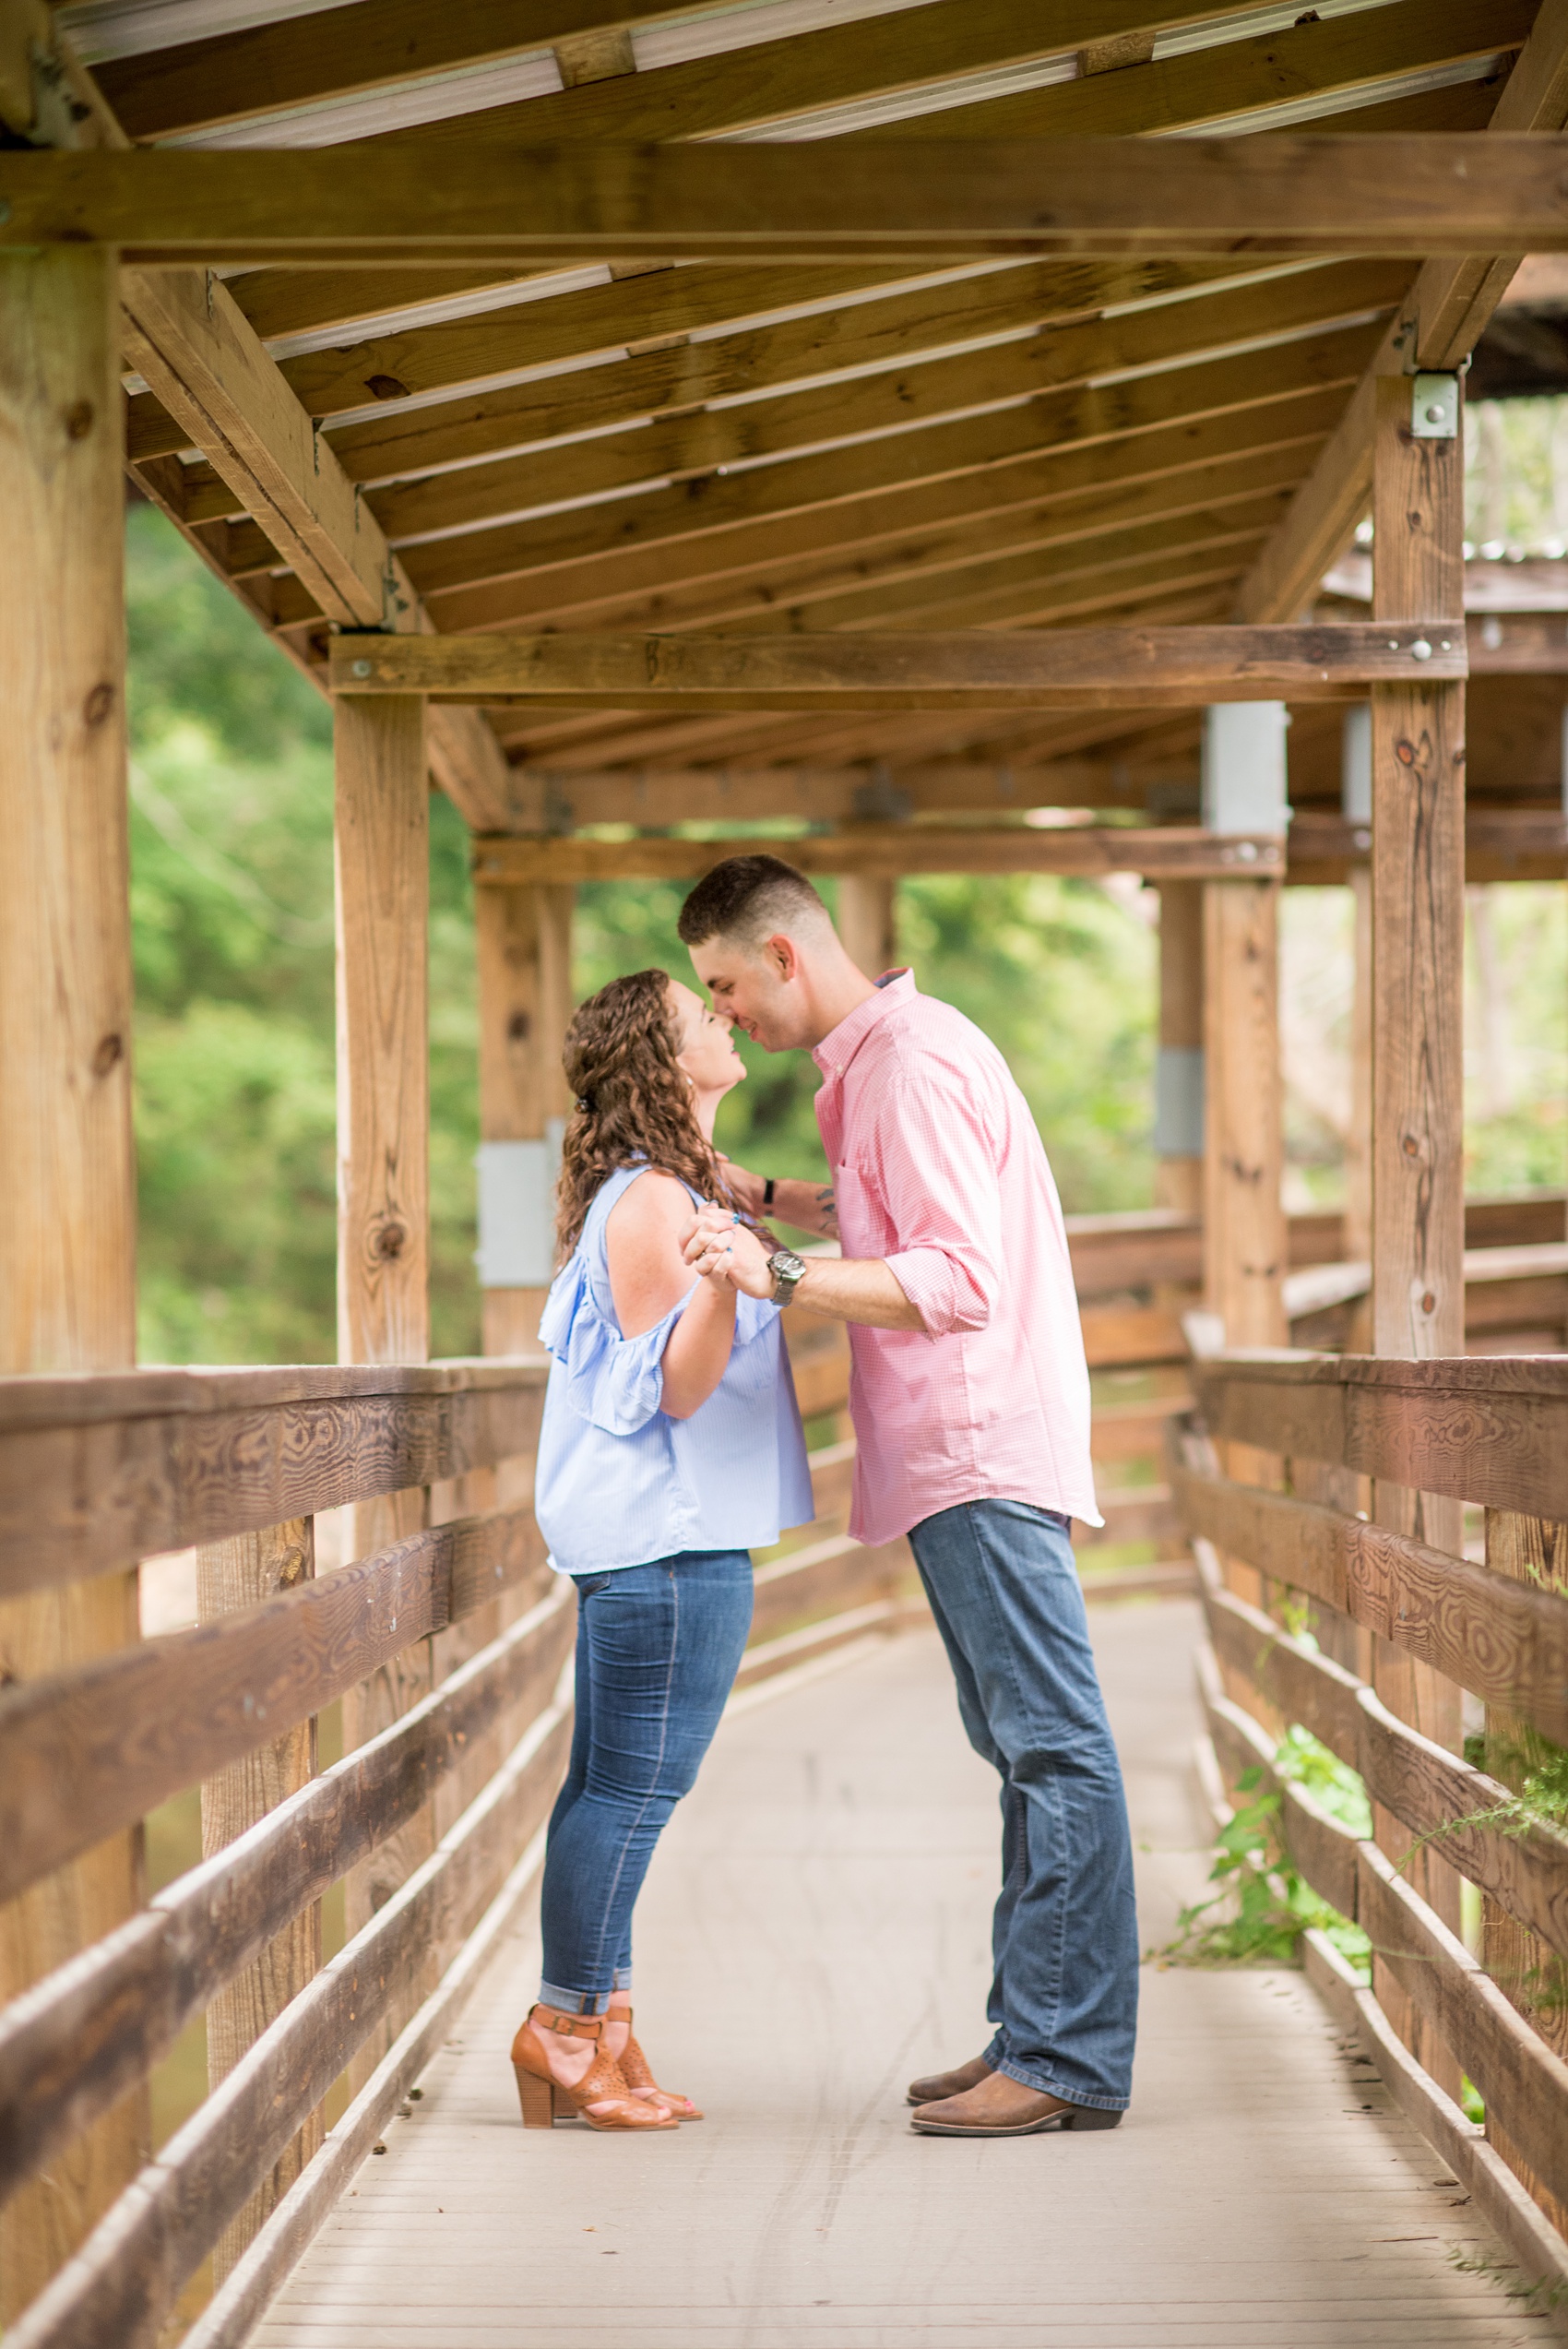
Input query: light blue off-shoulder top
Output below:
<box><xmin>534</xmin><ymin>1163</ymin><xmax>814</xmax><ymax>1576</ymax></box>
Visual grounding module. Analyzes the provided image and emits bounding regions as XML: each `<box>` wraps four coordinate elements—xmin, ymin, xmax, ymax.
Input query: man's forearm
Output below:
<box><xmin>793</xmin><ymin>1255</ymin><xmax>924</xmax><ymax>1331</ymax></box>
<box><xmin>768</xmin><ymin>1175</ymin><xmax>838</xmax><ymax>1241</ymax></box>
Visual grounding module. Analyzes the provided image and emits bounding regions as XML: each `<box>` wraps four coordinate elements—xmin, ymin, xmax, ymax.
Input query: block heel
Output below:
<box><xmin>516</xmin><ymin>2064</ymin><xmax>554</xmax><ymax>2128</ymax></box>
<box><xmin>509</xmin><ymin>2004</ymin><xmax>678</xmax><ymax>2134</ymax></box>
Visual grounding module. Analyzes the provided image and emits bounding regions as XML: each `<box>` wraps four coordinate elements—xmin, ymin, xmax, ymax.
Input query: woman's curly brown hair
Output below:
<box><xmin>553</xmin><ymin>970</ymin><xmax>731</xmax><ymax>1260</ymax></box>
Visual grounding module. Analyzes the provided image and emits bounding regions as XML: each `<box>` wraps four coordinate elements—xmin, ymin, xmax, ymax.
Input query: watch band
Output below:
<box><xmin>763</xmin><ymin>1177</ymin><xmax>777</xmax><ymax>1210</ymax></box>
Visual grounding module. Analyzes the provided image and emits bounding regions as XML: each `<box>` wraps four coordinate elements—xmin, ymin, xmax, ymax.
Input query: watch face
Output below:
<box><xmin>773</xmin><ymin>1251</ymin><xmax>807</xmax><ymax>1279</ymax></box>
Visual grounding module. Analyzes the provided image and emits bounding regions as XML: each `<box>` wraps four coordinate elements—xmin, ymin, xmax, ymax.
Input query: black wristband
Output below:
<box><xmin>763</xmin><ymin>1177</ymin><xmax>777</xmax><ymax>1210</ymax></box>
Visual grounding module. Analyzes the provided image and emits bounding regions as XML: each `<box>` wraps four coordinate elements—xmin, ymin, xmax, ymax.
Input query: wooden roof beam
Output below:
<box><xmin>470</xmin><ymin>825</ymin><xmax>1283</xmax><ymax>887</ymax></box>
<box><xmin>329</xmin><ymin>623</ymin><xmax>1465</xmax><ymax>711</ymax></box>
<box><xmin>10</xmin><ymin>137</ymin><xmax>1568</xmax><ymax>267</ymax></box>
<box><xmin>117</xmin><ymin>268</ymin><xmax>519</xmax><ymax>831</ymax></box>
<box><xmin>1236</xmin><ymin>0</ymin><xmax>1568</xmax><ymax>623</ymax></box>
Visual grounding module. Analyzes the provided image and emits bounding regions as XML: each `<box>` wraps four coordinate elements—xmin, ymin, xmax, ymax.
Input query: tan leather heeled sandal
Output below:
<box><xmin>607</xmin><ymin>2006</ymin><xmax>704</xmax><ymax>2122</ymax></box>
<box><xmin>511</xmin><ymin>2005</ymin><xmax>678</xmax><ymax>2133</ymax></box>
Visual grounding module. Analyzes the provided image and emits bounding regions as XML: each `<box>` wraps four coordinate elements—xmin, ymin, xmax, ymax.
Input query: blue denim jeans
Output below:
<box><xmin>539</xmin><ymin>1548</ymin><xmax>754</xmax><ymax>2010</ymax></box>
<box><xmin>908</xmin><ymin>1500</ymin><xmax>1138</xmax><ymax>2110</ymax></box>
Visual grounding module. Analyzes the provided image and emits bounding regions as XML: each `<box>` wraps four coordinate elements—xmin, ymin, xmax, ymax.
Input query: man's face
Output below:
<box><xmin>690</xmin><ymin>931</ymin><xmax>811</xmax><ymax>1053</ymax></box>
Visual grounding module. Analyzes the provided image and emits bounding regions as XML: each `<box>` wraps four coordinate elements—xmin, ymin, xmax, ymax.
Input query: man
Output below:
<box><xmin>675</xmin><ymin>853</ymin><xmax>1137</xmax><ymax>2138</ymax></box>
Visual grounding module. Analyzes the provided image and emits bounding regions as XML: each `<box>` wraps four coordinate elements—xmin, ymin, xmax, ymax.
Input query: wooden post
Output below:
<box><xmin>0</xmin><ymin>244</ymin><xmax>147</xmax><ymax>2319</ymax></box>
<box><xmin>1369</xmin><ymin>366</ymin><xmax>1467</xmax><ymax>2082</ymax></box>
<box><xmin>198</xmin><ymin>1520</ymin><xmax>321</xmax><ymax>2281</ymax></box>
<box><xmin>474</xmin><ymin>879</ymin><xmax>574</xmax><ymax>1355</ymax></box>
<box><xmin>1201</xmin><ymin>706</ymin><xmax>1288</xmax><ymax>1353</ymax></box>
<box><xmin>1154</xmin><ymin>881</ymin><xmax>1204</xmax><ymax>1217</ymax></box>
<box><xmin>837</xmin><ymin>875</ymin><xmax>897</xmax><ymax>981</ymax></box>
<box><xmin>335</xmin><ymin>696</ymin><xmax>434</xmax><ymax>2034</ymax></box>
<box><xmin>1341</xmin><ymin>705</ymin><xmax>1373</xmax><ymax>1271</ymax></box>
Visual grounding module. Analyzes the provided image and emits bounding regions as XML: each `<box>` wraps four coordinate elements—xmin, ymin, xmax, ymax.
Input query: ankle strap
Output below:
<box><xmin>533</xmin><ymin>2006</ymin><xmax>604</xmax><ymax>2041</ymax></box>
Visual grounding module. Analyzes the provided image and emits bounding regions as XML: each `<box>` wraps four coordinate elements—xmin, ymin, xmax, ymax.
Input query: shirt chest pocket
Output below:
<box><xmin>833</xmin><ymin>1163</ymin><xmax>892</xmax><ymax>1257</ymax></box>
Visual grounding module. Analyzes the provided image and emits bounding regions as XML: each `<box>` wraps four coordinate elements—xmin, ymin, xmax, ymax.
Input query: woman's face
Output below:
<box><xmin>668</xmin><ymin>978</ymin><xmax>745</xmax><ymax>1098</ymax></box>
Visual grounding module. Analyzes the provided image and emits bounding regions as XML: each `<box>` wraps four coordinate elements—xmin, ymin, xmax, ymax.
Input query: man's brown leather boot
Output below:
<box><xmin>910</xmin><ymin>2071</ymin><xmax>1123</xmax><ymax>2137</ymax></box>
<box><xmin>906</xmin><ymin>2053</ymin><xmax>994</xmax><ymax>2106</ymax></box>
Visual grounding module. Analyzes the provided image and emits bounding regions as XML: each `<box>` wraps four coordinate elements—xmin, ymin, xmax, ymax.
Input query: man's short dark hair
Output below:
<box><xmin>677</xmin><ymin>854</ymin><xmax>832</xmax><ymax>948</ymax></box>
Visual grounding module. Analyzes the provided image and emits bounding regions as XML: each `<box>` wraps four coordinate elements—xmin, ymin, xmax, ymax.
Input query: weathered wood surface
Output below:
<box><xmin>750</xmin><ymin>1533</ymin><xmax>911</xmax><ymax>1647</ymax></box>
<box><xmin>1204</xmin><ymin>876</ymin><xmax>1286</xmax><ymax>1350</ymax></box>
<box><xmin>0</xmin><ymin>241</ymin><xmax>146</xmax><ymax>2321</ymax></box>
<box><xmin>475</xmin><ymin>878</ymin><xmax>574</xmax><ymax>1357</ymax></box>
<box><xmin>15</xmin><ymin>137</ymin><xmax>1568</xmax><ymax>262</ymax></box>
<box><xmin>1193</xmin><ymin>1354</ymin><xmax>1568</xmax><ymax>1520</ymax></box>
<box><xmin>0</xmin><ymin>1581</ymin><xmax>570</xmax><ymax>2209</ymax></box>
<box><xmin>1173</xmin><ymin>1452</ymin><xmax>1568</xmax><ymax>1740</ymax></box>
<box><xmin>0</xmin><ymin>1362</ymin><xmax>545</xmax><ymax>1599</ymax></box>
<box><xmin>1360</xmin><ymin>1837</ymin><xmax>1568</xmax><ymax>2226</ymax></box>
<box><xmin>472</xmin><ymin>825</ymin><xmax>1287</xmax><ymax>886</ymax></box>
<box><xmin>339</xmin><ymin>625</ymin><xmax>1459</xmax><ymax>711</ymax></box>
<box><xmin>1197</xmin><ymin>1561</ymin><xmax>1362</xmax><ymax>1764</ymax></box>
<box><xmin>248</xmin><ymin>1616</ymin><xmax>1533</xmax><ymax>2349</ymax></box>
<box><xmin>198</xmin><ymin>1521</ymin><xmax>321</xmax><ymax>2284</ymax></box>
<box><xmin>0</xmin><ymin>1500</ymin><xmax>553</xmax><ymax>1904</ymax></box>
<box><xmin>4</xmin><ymin>1693</ymin><xmax>573</xmax><ymax>2349</ymax></box>
<box><xmin>1197</xmin><ymin>1640</ymin><xmax>1360</xmax><ymax>1922</ymax></box>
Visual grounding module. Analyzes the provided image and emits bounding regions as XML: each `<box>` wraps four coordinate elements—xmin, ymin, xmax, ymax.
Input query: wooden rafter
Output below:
<box><xmin>469</xmin><ymin>825</ymin><xmax>1285</xmax><ymax>886</ymax></box>
<box><xmin>10</xmin><ymin>138</ymin><xmax>1568</xmax><ymax>266</ymax></box>
<box><xmin>329</xmin><ymin>623</ymin><xmax>1464</xmax><ymax>709</ymax></box>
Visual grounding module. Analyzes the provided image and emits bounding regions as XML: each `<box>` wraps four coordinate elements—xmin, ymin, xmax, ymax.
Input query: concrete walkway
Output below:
<box><xmin>256</xmin><ymin>1603</ymin><xmax>1540</xmax><ymax>2348</ymax></box>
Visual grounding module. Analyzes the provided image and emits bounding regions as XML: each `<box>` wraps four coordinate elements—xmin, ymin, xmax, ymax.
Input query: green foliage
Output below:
<box><xmin>1274</xmin><ymin>1723</ymin><xmax>1372</xmax><ymax>1841</ymax></box>
<box><xmin>1157</xmin><ymin>1751</ymin><xmax>1371</xmax><ymax>1975</ymax></box>
<box><xmin>128</xmin><ymin>506</ymin><xmax>481</xmax><ymax>1363</ymax></box>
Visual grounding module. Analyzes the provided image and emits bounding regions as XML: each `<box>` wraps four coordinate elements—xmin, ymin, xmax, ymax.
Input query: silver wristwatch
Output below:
<box><xmin>767</xmin><ymin>1248</ymin><xmax>807</xmax><ymax>1305</ymax></box>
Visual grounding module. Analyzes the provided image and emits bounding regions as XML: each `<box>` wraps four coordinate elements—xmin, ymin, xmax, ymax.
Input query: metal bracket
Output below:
<box><xmin>1411</xmin><ymin>373</ymin><xmax>1460</xmax><ymax>439</ymax></box>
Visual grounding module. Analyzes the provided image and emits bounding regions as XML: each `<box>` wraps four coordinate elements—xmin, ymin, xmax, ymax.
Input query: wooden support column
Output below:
<box><xmin>0</xmin><ymin>244</ymin><xmax>146</xmax><ymax>2319</ymax></box>
<box><xmin>837</xmin><ymin>875</ymin><xmax>897</xmax><ymax>981</ymax></box>
<box><xmin>1369</xmin><ymin>367</ymin><xmax>1467</xmax><ymax>2081</ymax></box>
<box><xmin>474</xmin><ymin>877</ymin><xmax>574</xmax><ymax>1355</ymax></box>
<box><xmin>198</xmin><ymin>1520</ymin><xmax>321</xmax><ymax>2281</ymax></box>
<box><xmin>1154</xmin><ymin>881</ymin><xmax>1204</xmax><ymax>1217</ymax></box>
<box><xmin>335</xmin><ymin>696</ymin><xmax>434</xmax><ymax>2042</ymax></box>
<box><xmin>1341</xmin><ymin>706</ymin><xmax>1374</xmax><ymax>1272</ymax></box>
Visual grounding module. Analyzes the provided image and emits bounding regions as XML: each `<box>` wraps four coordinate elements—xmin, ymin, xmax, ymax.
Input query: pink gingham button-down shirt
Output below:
<box><xmin>813</xmin><ymin>972</ymin><xmax>1101</xmax><ymax>1546</ymax></box>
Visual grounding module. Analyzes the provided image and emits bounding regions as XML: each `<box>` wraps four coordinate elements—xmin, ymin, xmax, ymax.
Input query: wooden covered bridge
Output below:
<box><xmin>12</xmin><ymin>0</ymin><xmax>1568</xmax><ymax>2340</ymax></box>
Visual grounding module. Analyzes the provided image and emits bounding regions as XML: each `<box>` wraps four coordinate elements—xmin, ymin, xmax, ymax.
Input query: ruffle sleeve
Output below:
<box><xmin>538</xmin><ymin>1255</ymin><xmax>690</xmax><ymax>1437</ymax></box>
<box><xmin>732</xmin><ymin>1290</ymin><xmax>783</xmax><ymax>1349</ymax></box>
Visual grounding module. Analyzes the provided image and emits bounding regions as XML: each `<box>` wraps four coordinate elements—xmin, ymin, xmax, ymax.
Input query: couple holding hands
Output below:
<box><xmin>509</xmin><ymin>854</ymin><xmax>1139</xmax><ymax>2141</ymax></box>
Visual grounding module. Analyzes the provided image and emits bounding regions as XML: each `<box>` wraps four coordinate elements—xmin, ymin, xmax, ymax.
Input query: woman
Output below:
<box><xmin>511</xmin><ymin>969</ymin><xmax>812</xmax><ymax>2134</ymax></box>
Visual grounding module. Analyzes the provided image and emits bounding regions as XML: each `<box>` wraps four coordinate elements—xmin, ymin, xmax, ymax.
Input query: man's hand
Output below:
<box><xmin>682</xmin><ymin>1202</ymin><xmax>774</xmax><ymax>1299</ymax></box>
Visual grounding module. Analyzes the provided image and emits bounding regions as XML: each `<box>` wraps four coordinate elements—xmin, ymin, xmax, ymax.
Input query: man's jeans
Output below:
<box><xmin>908</xmin><ymin>1499</ymin><xmax>1138</xmax><ymax>2111</ymax></box>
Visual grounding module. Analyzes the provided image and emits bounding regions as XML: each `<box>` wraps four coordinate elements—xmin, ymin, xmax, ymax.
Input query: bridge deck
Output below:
<box><xmin>256</xmin><ymin>1604</ymin><xmax>1536</xmax><ymax>2348</ymax></box>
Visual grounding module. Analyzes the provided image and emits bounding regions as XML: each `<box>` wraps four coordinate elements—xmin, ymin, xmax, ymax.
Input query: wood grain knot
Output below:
<box><xmin>507</xmin><ymin>1010</ymin><xmax>531</xmax><ymax>1043</ymax></box>
<box><xmin>82</xmin><ymin>681</ymin><xmax>114</xmax><ymax>729</ymax></box>
<box><xmin>1421</xmin><ymin>1292</ymin><xmax>1436</xmax><ymax>1315</ymax></box>
<box><xmin>363</xmin><ymin>375</ymin><xmax>409</xmax><ymax>401</ymax></box>
<box><xmin>90</xmin><ymin>1032</ymin><xmax>123</xmax><ymax>1077</ymax></box>
<box><xmin>373</xmin><ymin>1220</ymin><xmax>408</xmax><ymax>1262</ymax></box>
<box><xmin>62</xmin><ymin>399</ymin><xmax>94</xmax><ymax>442</ymax></box>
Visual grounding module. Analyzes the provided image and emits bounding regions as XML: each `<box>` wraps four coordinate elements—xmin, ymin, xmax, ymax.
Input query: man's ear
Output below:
<box><xmin>766</xmin><ymin>932</ymin><xmax>800</xmax><ymax>983</ymax></box>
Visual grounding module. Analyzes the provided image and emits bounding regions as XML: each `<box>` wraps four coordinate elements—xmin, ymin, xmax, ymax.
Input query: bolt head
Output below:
<box><xmin>350</xmin><ymin>658</ymin><xmax>373</xmax><ymax>679</ymax></box>
<box><xmin>1411</xmin><ymin>639</ymin><xmax>1432</xmax><ymax>661</ymax></box>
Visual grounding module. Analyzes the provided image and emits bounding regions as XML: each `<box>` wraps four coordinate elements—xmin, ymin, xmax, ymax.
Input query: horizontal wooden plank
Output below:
<box><xmin>1358</xmin><ymin>1837</ymin><xmax>1568</xmax><ymax>2224</ymax></box>
<box><xmin>1078</xmin><ymin>1484</ymin><xmax>1183</xmax><ymax>1549</ymax></box>
<box><xmin>9</xmin><ymin>138</ymin><xmax>1568</xmax><ymax>263</ymax></box>
<box><xmin>337</xmin><ymin>626</ymin><xmax>1462</xmax><ymax>713</ymax></box>
<box><xmin>1089</xmin><ymin>1397</ymin><xmax>1189</xmax><ymax>1464</ymax></box>
<box><xmin>6</xmin><ymin>1693</ymin><xmax>573</xmax><ymax>2349</ymax></box>
<box><xmin>1079</xmin><ymin>1558</ymin><xmax>1196</xmax><ymax>1602</ymax></box>
<box><xmin>0</xmin><ymin>1357</ymin><xmax>546</xmax><ymax>1599</ymax></box>
<box><xmin>750</xmin><ymin>1532</ymin><xmax>911</xmax><ymax>1647</ymax></box>
<box><xmin>806</xmin><ymin>1437</ymin><xmax>855</xmax><ymax>1528</ymax></box>
<box><xmin>1193</xmin><ymin>1353</ymin><xmax>1568</xmax><ymax>1520</ymax></box>
<box><xmin>1356</xmin><ymin>1686</ymin><xmax>1568</xmax><ymax>1964</ymax></box>
<box><xmin>1173</xmin><ymin>1454</ymin><xmax>1568</xmax><ymax>1740</ymax></box>
<box><xmin>1196</xmin><ymin>1548</ymin><xmax>1363</xmax><ymax>1764</ymax></box>
<box><xmin>0</xmin><ymin>1578</ymin><xmax>571</xmax><ymax>2204</ymax></box>
<box><xmin>471</xmin><ymin>824</ymin><xmax>1286</xmax><ymax>886</ymax></box>
<box><xmin>1082</xmin><ymin>1304</ymin><xmax>1187</xmax><ymax>1370</ymax></box>
<box><xmin>0</xmin><ymin>1499</ymin><xmax>550</xmax><ymax>1904</ymax></box>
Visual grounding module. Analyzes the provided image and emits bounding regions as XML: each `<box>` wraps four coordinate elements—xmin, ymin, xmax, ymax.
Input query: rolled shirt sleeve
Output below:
<box><xmin>868</xmin><ymin>1071</ymin><xmax>1004</xmax><ymax>1336</ymax></box>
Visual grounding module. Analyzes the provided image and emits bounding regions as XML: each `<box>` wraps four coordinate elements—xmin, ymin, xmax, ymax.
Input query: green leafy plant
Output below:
<box><xmin>1156</xmin><ymin>1760</ymin><xmax>1370</xmax><ymax>1974</ymax></box>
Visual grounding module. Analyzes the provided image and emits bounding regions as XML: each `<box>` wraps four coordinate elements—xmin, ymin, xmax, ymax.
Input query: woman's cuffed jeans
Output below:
<box><xmin>908</xmin><ymin>1499</ymin><xmax>1139</xmax><ymax>2111</ymax></box>
<box><xmin>539</xmin><ymin>1547</ymin><xmax>753</xmax><ymax>2011</ymax></box>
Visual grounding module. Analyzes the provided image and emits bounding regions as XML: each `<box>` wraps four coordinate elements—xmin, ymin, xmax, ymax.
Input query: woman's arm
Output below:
<box><xmin>719</xmin><ymin>1160</ymin><xmax>838</xmax><ymax>1241</ymax></box>
<box><xmin>605</xmin><ymin>1173</ymin><xmax>738</xmax><ymax>1421</ymax></box>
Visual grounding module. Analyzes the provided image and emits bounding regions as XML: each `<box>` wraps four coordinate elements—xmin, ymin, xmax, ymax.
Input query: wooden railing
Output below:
<box><xmin>1174</xmin><ymin>1353</ymin><xmax>1568</xmax><ymax>2302</ymax></box>
<box><xmin>0</xmin><ymin>1353</ymin><xmax>922</xmax><ymax>2349</ymax></box>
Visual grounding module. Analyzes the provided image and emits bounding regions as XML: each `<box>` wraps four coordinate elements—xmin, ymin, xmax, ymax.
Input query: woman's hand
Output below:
<box><xmin>682</xmin><ymin>1204</ymin><xmax>774</xmax><ymax>1300</ymax></box>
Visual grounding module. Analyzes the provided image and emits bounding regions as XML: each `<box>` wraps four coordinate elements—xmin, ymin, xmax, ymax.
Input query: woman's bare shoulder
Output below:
<box><xmin>604</xmin><ymin>1167</ymin><xmax>693</xmax><ymax>1240</ymax></box>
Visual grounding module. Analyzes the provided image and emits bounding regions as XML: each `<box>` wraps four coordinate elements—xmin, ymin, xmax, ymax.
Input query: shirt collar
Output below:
<box><xmin>812</xmin><ymin>969</ymin><xmax>916</xmax><ymax>1078</ymax></box>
